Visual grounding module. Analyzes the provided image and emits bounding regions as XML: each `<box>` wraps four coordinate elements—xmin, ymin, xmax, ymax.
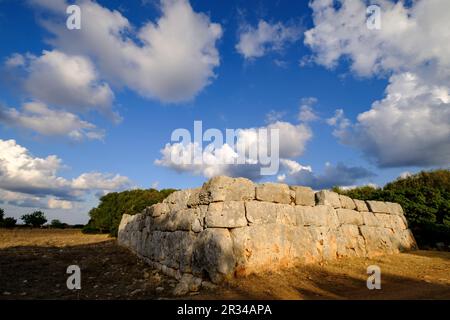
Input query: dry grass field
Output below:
<box><xmin>1</xmin><ymin>228</ymin><xmax>449</xmax><ymax>300</ymax></box>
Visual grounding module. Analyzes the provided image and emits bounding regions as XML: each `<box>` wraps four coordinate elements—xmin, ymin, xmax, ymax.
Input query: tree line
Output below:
<box><xmin>0</xmin><ymin>209</ymin><xmax>72</xmax><ymax>229</ymax></box>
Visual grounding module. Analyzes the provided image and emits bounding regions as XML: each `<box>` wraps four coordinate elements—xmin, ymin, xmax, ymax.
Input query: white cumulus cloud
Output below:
<box><xmin>0</xmin><ymin>102</ymin><xmax>105</xmax><ymax>141</ymax></box>
<box><xmin>0</xmin><ymin>139</ymin><xmax>131</xmax><ymax>209</ymax></box>
<box><xmin>155</xmin><ymin>120</ymin><xmax>312</xmax><ymax>180</ymax></box>
<box><xmin>30</xmin><ymin>0</ymin><xmax>223</xmax><ymax>103</ymax></box>
<box><xmin>236</xmin><ymin>20</ymin><xmax>301</xmax><ymax>59</ymax></box>
<box><xmin>306</xmin><ymin>0</ymin><xmax>450</xmax><ymax>167</ymax></box>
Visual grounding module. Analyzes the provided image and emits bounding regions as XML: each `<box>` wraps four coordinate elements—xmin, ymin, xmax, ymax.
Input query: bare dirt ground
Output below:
<box><xmin>1</xmin><ymin>228</ymin><xmax>449</xmax><ymax>300</ymax></box>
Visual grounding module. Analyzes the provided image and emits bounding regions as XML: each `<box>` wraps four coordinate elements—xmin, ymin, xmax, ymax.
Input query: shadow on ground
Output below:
<box><xmin>0</xmin><ymin>241</ymin><xmax>177</xmax><ymax>299</ymax></box>
<box><xmin>1</xmin><ymin>239</ymin><xmax>449</xmax><ymax>300</ymax></box>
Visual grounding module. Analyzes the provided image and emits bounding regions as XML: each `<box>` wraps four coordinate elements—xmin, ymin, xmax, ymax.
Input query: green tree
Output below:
<box><xmin>50</xmin><ymin>219</ymin><xmax>67</xmax><ymax>229</ymax></box>
<box><xmin>84</xmin><ymin>188</ymin><xmax>176</xmax><ymax>236</ymax></box>
<box><xmin>2</xmin><ymin>217</ymin><xmax>16</xmax><ymax>228</ymax></box>
<box><xmin>21</xmin><ymin>211</ymin><xmax>47</xmax><ymax>227</ymax></box>
<box><xmin>0</xmin><ymin>208</ymin><xmax>4</xmax><ymax>222</ymax></box>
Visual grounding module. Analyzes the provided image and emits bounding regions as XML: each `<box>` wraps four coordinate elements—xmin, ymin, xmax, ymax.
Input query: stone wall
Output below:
<box><xmin>118</xmin><ymin>176</ymin><xmax>417</xmax><ymax>284</ymax></box>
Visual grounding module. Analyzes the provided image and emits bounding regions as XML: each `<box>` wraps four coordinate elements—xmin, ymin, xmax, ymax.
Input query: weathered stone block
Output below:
<box><xmin>336</xmin><ymin>225</ymin><xmax>366</xmax><ymax>257</ymax></box>
<box><xmin>277</xmin><ymin>205</ymin><xmax>304</xmax><ymax>226</ymax></box>
<box><xmin>245</xmin><ymin>201</ymin><xmax>298</xmax><ymax>225</ymax></box>
<box><xmin>231</xmin><ymin>224</ymin><xmax>318</xmax><ymax>275</ymax></box>
<box><xmin>374</xmin><ymin>213</ymin><xmax>407</xmax><ymax>230</ymax></box>
<box><xmin>339</xmin><ymin>195</ymin><xmax>356</xmax><ymax>210</ymax></box>
<box><xmin>149</xmin><ymin>203</ymin><xmax>170</xmax><ymax>217</ymax></box>
<box><xmin>255</xmin><ymin>183</ymin><xmax>291</xmax><ymax>204</ymax></box>
<box><xmin>309</xmin><ymin>226</ymin><xmax>338</xmax><ymax>260</ymax></box>
<box><xmin>366</xmin><ymin>200</ymin><xmax>389</xmax><ymax>213</ymax></box>
<box><xmin>290</xmin><ymin>186</ymin><xmax>315</xmax><ymax>206</ymax></box>
<box><xmin>298</xmin><ymin>205</ymin><xmax>337</xmax><ymax>227</ymax></box>
<box><xmin>385</xmin><ymin>202</ymin><xmax>404</xmax><ymax>215</ymax></box>
<box><xmin>163</xmin><ymin>189</ymin><xmax>192</xmax><ymax>207</ymax></box>
<box><xmin>199</xmin><ymin>176</ymin><xmax>255</xmax><ymax>203</ymax></box>
<box><xmin>151</xmin><ymin>208</ymin><xmax>204</xmax><ymax>232</ymax></box>
<box><xmin>336</xmin><ymin>209</ymin><xmax>364</xmax><ymax>225</ymax></box>
<box><xmin>359</xmin><ymin>226</ymin><xmax>398</xmax><ymax>256</ymax></box>
<box><xmin>192</xmin><ymin>228</ymin><xmax>236</xmax><ymax>283</ymax></box>
<box><xmin>353</xmin><ymin>199</ymin><xmax>369</xmax><ymax>212</ymax></box>
<box><xmin>187</xmin><ymin>187</ymin><xmax>202</xmax><ymax>207</ymax></box>
<box><xmin>205</xmin><ymin>201</ymin><xmax>247</xmax><ymax>228</ymax></box>
<box><xmin>315</xmin><ymin>190</ymin><xmax>341</xmax><ymax>208</ymax></box>
<box><xmin>361</xmin><ymin>211</ymin><xmax>379</xmax><ymax>226</ymax></box>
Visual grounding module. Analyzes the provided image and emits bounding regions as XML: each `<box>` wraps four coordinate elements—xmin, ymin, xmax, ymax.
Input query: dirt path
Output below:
<box><xmin>1</xmin><ymin>229</ymin><xmax>449</xmax><ymax>300</ymax></box>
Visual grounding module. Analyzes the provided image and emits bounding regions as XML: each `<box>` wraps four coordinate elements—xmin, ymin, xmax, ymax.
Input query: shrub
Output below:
<box><xmin>81</xmin><ymin>224</ymin><xmax>102</xmax><ymax>234</ymax></box>
<box><xmin>21</xmin><ymin>211</ymin><xmax>48</xmax><ymax>228</ymax></box>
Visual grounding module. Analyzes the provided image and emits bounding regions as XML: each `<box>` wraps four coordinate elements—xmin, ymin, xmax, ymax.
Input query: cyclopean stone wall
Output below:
<box><xmin>117</xmin><ymin>176</ymin><xmax>417</xmax><ymax>284</ymax></box>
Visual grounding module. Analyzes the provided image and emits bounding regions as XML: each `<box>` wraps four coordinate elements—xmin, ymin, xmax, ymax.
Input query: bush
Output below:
<box><xmin>83</xmin><ymin>188</ymin><xmax>176</xmax><ymax>236</ymax></box>
<box><xmin>334</xmin><ymin>169</ymin><xmax>450</xmax><ymax>247</ymax></box>
<box><xmin>81</xmin><ymin>224</ymin><xmax>102</xmax><ymax>234</ymax></box>
<box><xmin>50</xmin><ymin>219</ymin><xmax>68</xmax><ymax>229</ymax></box>
<box><xmin>1</xmin><ymin>217</ymin><xmax>17</xmax><ymax>228</ymax></box>
<box><xmin>21</xmin><ymin>211</ymin><xmax>47</xmax><ymax>228</ymax></box>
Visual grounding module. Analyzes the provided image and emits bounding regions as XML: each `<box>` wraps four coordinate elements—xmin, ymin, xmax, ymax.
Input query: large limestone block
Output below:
<box><xmin>359</xmin><ymin>226</ymin><xmax>398</xmax><ymax>256</ymax></box>
<box><xmin>187</xmin><ymin>187</ymin><xmax>202</xmax><ymax>207</ymax></box>
<box><xmin>118</xmin><ymin>214</ymin><xmax>132</xmax><ymax>233</ymax></box>
<box><xmin>245</xmin><ymin>201</ymin><xmax>299</xmax><ymax>225</ymax></box>
<box><xmin>199</xmin><ymin>176</ymin><xmax>255</xmax><ymax>203</ymax></box>
<box><xmin>366</xmin><ymin>200</ymin><xmax>389</xmax><ymax>213</ymax></box>
<box><xmin>148</xmin><ymin>203</ymin><xmax>170</xmax><ymax>217</ymax></box>
<box><xmin>205</xmin><ymin>201</ymin><xmax>247</xmax><ymax>228</ymax></box>
<box><xmin>231</xmin><ymin>224</ymin><xmax>317</xmax><ymax>275</ymax></box>
<box><xmin>160</xmin><ymin>231</ymin><xmax>197</xmax><ymax>272</ymax></box>
<box><xmin>255</xmin><ymin>183</ymin><xmax>291</xmax><ymax>204</ymax></box>
<box><xmin>315</xmin><ymin>190</ymin><xmax>341</xmax><ymax>208</ymax></box>
<box><xmin>391</xmin><ymin>229</ymin><xmax>417</xmax><ymax>251</ymax></box>
<box><xmin>354</xmin><ymin>199</ymin><xmax>369</xmax><ymax>212</ymax></box>
<box><xmin>245</xmin><ymin>201</ymin><xmax>277</xmax><ymax>225</ymax></box>
<box><xmin>117</xmin><ymin>214</ymin><xmax>133</xmax><ymax>246</ymax></box>
<box><xmin>298</xmin><ymin>205</ymin><xmax>338</xmax><ymax>227</ymax></box>
<box><xmin>124</xmin><ymin>213</ymin><xmax>145</xmax><ymax>232</ymax></box>
<box><xmin>177</xmin><ymin>232</ymin><xmax>198</xmax><ymax>272</ymax></box>
<box><xmin>336</xmin><ymin>209</ymin><xmax>364</xmax><ymax>226</ymax></box>
<box><xmin>163</xmin><ymin>189</ymin><xmax>192</xmax><ymax>210</ymax></box>
<box><xmin>336</xmin><ymin>225</ymin><xmax>366</xmax><ymax>257</ymax></box>
<box><xmin>152</xmin><ymin>207</ymin><xmax>205</xmax><ymax>232</ymax></box>
<box><xmin>277</xmin><ymin>205</ymin><xmax>304</xmax><ymax>226</ymax></box>
<box><xmin>192</xmin><ymin>228</ymin><xmax>236</xmax><ymax>283</ymax></box>
<box><xmin>374</xmin><ymin>213</ymin><xmax>407</xmax><ymax>230</ymax></box>
<box><xmin>385</xmin><ymin>202</ymin><xmax>404</xmax><ymax>215</ymax></box>
<box><xmin>339</xmin><ymin>195</ymin><xmax>356</xmax><ymax>210</ymax></box>
<box><xmin>309</xmin><ymin>226</ymin><xmax>338</xmax><ymax>260</ymax></box>
<box><xmin>290</xmin><ymin>186</ymin><xmax>315</xmax><ymax>206</ymax></box>
<box><xmin>361</xmin><ymin>212</ymin><xmax>379</xmax><ymax>226</ymax></box>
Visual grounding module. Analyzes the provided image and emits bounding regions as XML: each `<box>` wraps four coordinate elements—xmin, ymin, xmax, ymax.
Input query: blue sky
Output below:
<box><xmin>1</xmin><ymin>0</ymin><xmax>449</xmax><ymax>224</ymax></box>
